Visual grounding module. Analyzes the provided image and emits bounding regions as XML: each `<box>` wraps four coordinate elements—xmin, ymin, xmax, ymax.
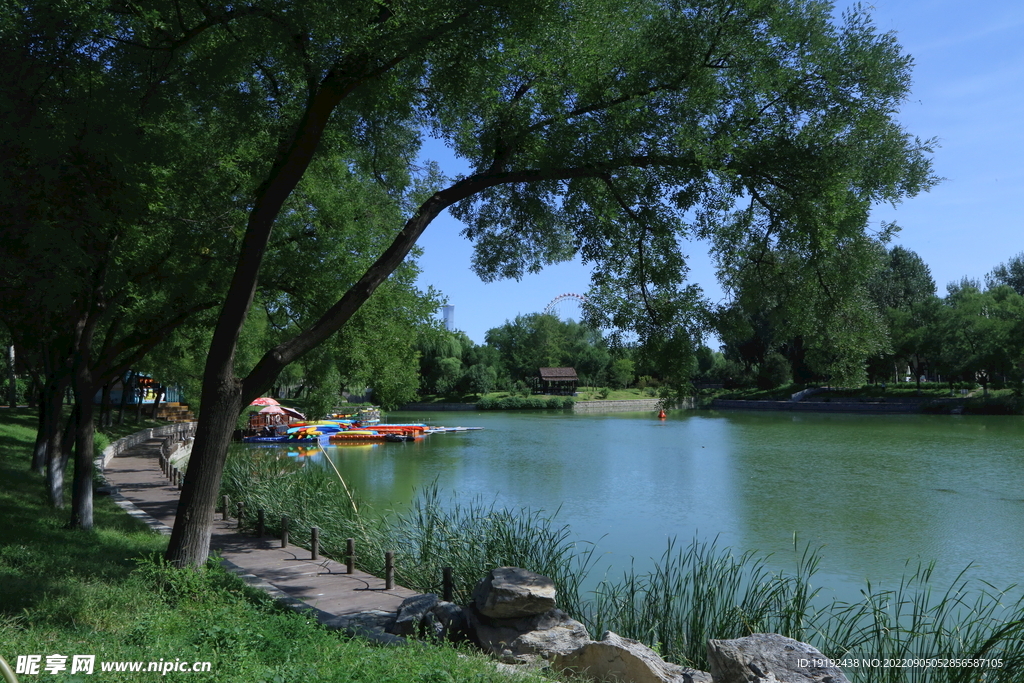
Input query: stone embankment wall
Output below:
<box><xmin>401</xmin><ymin>399</ymin><xmax>695</xmax><ymax>413</ymax></box>
<box><xmin>98</xmin><ymin>422</ymin><xmax>197</xmax><ymax>471</ymax></box>
<box><xmin>399</xmin><ymin>403</ymin><xmax>478</xmax><ymax>411</ymax></box>
<box><xmin>712</xmin><ymin>399</ymin><xmax>921</xmax><ymax>413</ymax></box>
<box><xmin>573</xmin><ymin>398</ymin><xmax>693</xmax><ymax>413</ymax></box>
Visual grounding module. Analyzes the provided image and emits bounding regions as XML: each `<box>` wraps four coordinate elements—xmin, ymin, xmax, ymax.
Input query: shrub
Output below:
<box><xmin>93</xmin><ymin>431</ymin><xmax>111</xmax><ymax>459</ymax></box>
<box><xmin>609</xmin><ymin>358</ymin><xmax>635</xmax><ymax>389</ymax></box>
<box><xmin>476</xmin><ymin>395</ymin><xmax>573</xmax><ymax>410</ymax></box>
<box><xmin>756</xmin><ymin>353</ymin><xmax>791</xmax><ymax>390</ymax></box>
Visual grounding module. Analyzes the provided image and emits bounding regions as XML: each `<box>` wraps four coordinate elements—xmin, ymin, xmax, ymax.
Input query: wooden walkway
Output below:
<box><xmin>102</xmin><ymin>438</ymin><xmax>420</xmax><ymax>639</ymax></box>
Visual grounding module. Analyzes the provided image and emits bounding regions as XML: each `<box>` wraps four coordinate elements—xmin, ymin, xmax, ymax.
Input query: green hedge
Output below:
<box><xmin>476</xmin><ymin>396</ymin><xmax>575</xmax><ymax>410</ymax></box>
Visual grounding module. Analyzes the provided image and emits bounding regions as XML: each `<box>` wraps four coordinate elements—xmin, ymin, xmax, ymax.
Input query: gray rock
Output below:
<box><xmin>430</xmin><ymin>600</ymin><xmax>469</xmax><ymax>642</ymax></box>
<box><xmin>707</xmin><ymin>633</ymin><xmax>850</xmax><ymax>683</ymax></box>
<box><xmin>391</xmin><ymin>593</ymin><xmax>440</xmax><ymax>637</ymax></box>
<box><xmin>554</xmin><ymin>631</ymin><xmax>712</xmax><ymax>683</ymax></box>
<box><xmin>467</xmin><ymin>605</ymin><xmax>591</xmax><ymax>664</ymax></box>
<box><xmin>510</xmin><ymin>619</ymin><xmax>592</xmax><ymax>658</ymax></box>
<box><xmin>327</xmin><ymin>610</ymin><xmax>403</xmax><ymax>645</ymax></box>
<box><xmin>472</xmin><ymin>567</ymin><xmax>556</xmax><ymax>619</ymax></box>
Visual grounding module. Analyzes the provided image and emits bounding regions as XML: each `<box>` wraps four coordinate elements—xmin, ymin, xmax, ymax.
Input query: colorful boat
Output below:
<box><xmin>365</xmin><ymin>424</ymin><xmax>428</xmax><ymax>434</ymax></box>
<box><xmin>328</xmin><ymin>430</ymin><xmax>389</xmax><ymax>442</ymax></box>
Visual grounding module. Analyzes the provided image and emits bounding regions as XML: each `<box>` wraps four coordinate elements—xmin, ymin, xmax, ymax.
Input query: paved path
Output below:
<box><xmin>102</xmin><ymin>438</ymin><xmax>420</xmax><ymax>635</ymax></box>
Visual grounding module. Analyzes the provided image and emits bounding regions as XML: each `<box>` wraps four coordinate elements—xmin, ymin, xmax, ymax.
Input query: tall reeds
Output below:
<box><xmin>582</xmin><ymin>536</ymin><xmax>820</xmax><ymax>669</ymax></box>
<box><xmin>812</xmin><ymin>562</ymin><xmax>1024</xmax><ymax>683</ymax></box>
<box><xmin>373</xmin><ymin>483</ymin><xmax>597</xmax><ymax>610</ymax></box>
<box><xmin>219</xmin><ymin>450</ymin><xmax>595</xmax><ymax>613</ymax></box>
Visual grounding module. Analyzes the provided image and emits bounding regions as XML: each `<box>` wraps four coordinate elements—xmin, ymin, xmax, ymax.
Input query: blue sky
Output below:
<box><xmin>413</xmin><ymin>1</ymin><xmax>1024</xmax><ymax>345</ymax></box>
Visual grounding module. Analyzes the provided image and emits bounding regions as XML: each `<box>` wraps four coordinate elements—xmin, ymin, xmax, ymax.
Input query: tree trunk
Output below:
<box><xmin>69</xmin><ymin>361</ymin><xmax>96</xmax><ymax>530</ymax></box>
<box><xmin>135</xmin><ymin>381</ymin><xmax>143</xmax><ymax>423</ymax></box>
<box><xmin>32</xmin><ymin>372</ymin><xmax>69</xmax><ymax>475</ymax></box>
<box><xmin>6</xmin><ymin>345</ymin><xmax>15</xmax><ymax>408</ymax></box>
<box><xmin>45</xmin><ymin>406</ymin><xmax>78</xmax><ymax>509</ymax></box>
<box><xmin>70</xmin><ymin>401</ymin><xmax>95</xmax><ymax>529</ymax></box>
<box><xmin>152</xmin><ymin>386</ymin><xmax>164</xmax><ymax>420</ymax></box>
<box><xmin>66</xmin><ymin>304</ymin><xmax>101</xmax><ymax>530</ymax></box>
<box><xmin>31</xmin><ymin>388</ymin><xmax>52</xmax><ymax>475</ymax></box>
<box><xmin>165</xmin><ymin>375</ymin><xmax>243</xmax><ymax>567</ymax></box>
<box><xmin>28</xmin><ymin>369</ymin><xmax>41</xmax><ymax>409</ymax></box>
<box><xmin>117</xmin><ymin>371</ymin><xmax>133</xmax><ymax>425</ymax></box>
<box><xmin>99</xmin><ymin>382</ymin><xmax>112</xmax><ymax>428</ymax></box>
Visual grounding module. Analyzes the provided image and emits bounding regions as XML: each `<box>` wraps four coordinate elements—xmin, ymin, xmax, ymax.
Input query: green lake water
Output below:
<box><xmin>272</xmin><ymin>409</ymin><xmax>1024</xmax><ymax>602</ymax></box>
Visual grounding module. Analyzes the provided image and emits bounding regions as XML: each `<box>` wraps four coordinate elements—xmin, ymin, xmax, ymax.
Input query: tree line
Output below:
<box><xmin>415</xmin><ymin>314</ymin><xmax>637</xmax><ymax>398</ymax></box>
<box><xmin>701</xmin><ymin>248</ymin><xmax>1024</xmax><ymax>395</ymax></box>
<box><xmin>417</xmin><ymin>248</ymin><xmax>1024</xmax><ymax>401</ymax></box>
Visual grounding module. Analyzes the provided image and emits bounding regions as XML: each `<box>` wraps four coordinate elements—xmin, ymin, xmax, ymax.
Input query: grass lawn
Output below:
<box><xmin>0</xmin><ymin>409</ymin><xmax>553</xmax><ymax>682</ymax></box>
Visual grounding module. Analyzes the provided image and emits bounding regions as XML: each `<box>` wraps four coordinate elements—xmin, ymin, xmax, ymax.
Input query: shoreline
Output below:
<box><xmin>399</xmin><ymin>398</ymin><xmax>689</xmax><ymax>413</ymax></box>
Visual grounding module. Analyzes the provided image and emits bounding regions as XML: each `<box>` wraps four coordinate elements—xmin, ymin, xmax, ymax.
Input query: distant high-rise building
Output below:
<box><xmin>442</xmin><ymin>305</ymin><xmax>455</xmax><ymax>331</ymax></box>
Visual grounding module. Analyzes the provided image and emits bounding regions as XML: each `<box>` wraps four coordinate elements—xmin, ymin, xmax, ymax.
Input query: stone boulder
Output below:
<box><xmin>430</xmin><ymin>599</ymin><xmax>470</xmax><ymax>642</ymax></box>
<box><xmin>707</xmin><ymin>633</ymin><xmax>850</xmax><ymax>683</ymax></box>
<box><xmin>389</xmin><ymin>594</ymin><xmax>469</xmax><ymax>642</ymax></box>
<box><xmin>512</xmin><ymin>620</ymin><xmax>593</xmax><ymax>659</ymax></box>
<box><xmin>554</xmin><ymin>631</ymin><xmax>712</xmax><ymax>683</ymax></box>
<box><xmin>328</xmin><ymin>610</ymin><xmax>403</xmax><ymax>645</ymax></box>
<box><xmin>472</xmin><ymin>567</ymin><xmax>556</xmax><ymax>619</ymax></box>
<box><xmin>466</xmin><ymin>605</ymin><xmax>591</xmax><ymax>663</ymax></box>
<box><xmin>391</xmin><ymin>594</ymin><xmax>440</xmax><ymax>637</ymax></box>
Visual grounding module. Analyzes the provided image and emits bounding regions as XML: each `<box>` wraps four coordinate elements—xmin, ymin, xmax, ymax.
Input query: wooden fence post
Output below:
<box><xmin>385</xmin><ymin>551</ymin><xmax>394</xmax><ymax>590</ymax></box>
<box><xmin>443</xmin><ymin>566</ymin><xmax>454</xmax><ymax>602</ymax></box>
<box><xmin>311</xmin><ymin>527</ymin><xmax>319</xmax><ymax>560</ymax></box>
<box><xmin>222</xmin><ymin>494</ymin><xmax>231</xmax><ymax>521</ymax></box>
<box><xmin>281</xmin><ymin>515</ymin><xmax>289</xmax><ymax>548</ymax></box>
<box><xmin>236</xmin><ymin>502</ymin><xmax>245</xmax><ymax>529</ymax></box>
<box><xmin>346</xmin><ymin>538</ymin><xmax>354</xmax><ymax>574</ymax></box>
<box><xmin>256</xmin><ymin>508</ymin><xmax>265</xmax><ymax>537</ymax></box>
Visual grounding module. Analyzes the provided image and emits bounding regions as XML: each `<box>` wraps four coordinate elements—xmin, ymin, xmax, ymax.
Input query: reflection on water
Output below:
<box><xmin>243</xmin><ymin>410</ymin><xmax>1024</xmax><ymax>601</ymax></box>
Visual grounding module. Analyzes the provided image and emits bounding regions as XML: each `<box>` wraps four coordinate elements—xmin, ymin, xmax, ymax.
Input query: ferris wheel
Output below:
<box><xmin>543</xmin><ymin>293</ymin><xmax>588</xmax><ymax>322</ymax></box>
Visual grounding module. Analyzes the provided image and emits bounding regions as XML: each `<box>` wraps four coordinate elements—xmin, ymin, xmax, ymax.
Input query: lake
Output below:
<box><xmin>278</xmin><ymin>409</ymin><xmax>1024</xmax><ymax>602</ymax></box>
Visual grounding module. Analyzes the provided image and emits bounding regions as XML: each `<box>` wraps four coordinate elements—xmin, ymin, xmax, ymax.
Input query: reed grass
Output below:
<box><xmin>581</xmin><ymin>536</ymin><xmax>820</xmax><ymax>669</ymax></box>
<box><xmin>219</xmin><ymin>450</ymin><xmax>595</xmax><ymax>614</ymax></box>
<box><xmin>374</xmin><ymin>483</ymin><xmax>597</xmax><ymax>610</ymax></box>
<box><xmin>811</xmin><ymin>562</ymin><xmax>1024</xmax><ymax>683</ymax></box>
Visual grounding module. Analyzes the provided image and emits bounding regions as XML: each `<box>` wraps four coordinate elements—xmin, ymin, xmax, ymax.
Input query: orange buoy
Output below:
<box><xmin>658</xmin><ymin>409</ymin><xmax>666</xmax><ymax>419</ymax></box>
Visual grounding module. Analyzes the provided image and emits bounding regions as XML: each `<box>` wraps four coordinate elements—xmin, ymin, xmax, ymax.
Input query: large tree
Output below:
<box><xmin>714</xmin><ymin>233</ymin><xmax>892</xmax><ymax>387</ymax></box>
<box><xmin>986</xmin><ymin>252</ymin><xmax>1024</xmax><ymax>296</ymax></box>
<box><xmin>168</xmin><ymin>0</ymin><xmax>935</xmax><ymax>566</ymax></box>
<box><xmin>0</xmin><ymin>0</ymin><xmax>246</xmax><ymax>526</ymax></box>
<box><xmin>485</xmin><ymin>314</ymin><xmax>610</xmax><ymax>386</ymax></box>
<box><xmin>865</xmin><ymin>244</ymin><xmax>939</xmax><ymax>387</ymax></box>
<box><xmin>938</xmin><ymin>283</ymin><xmax>1024</xmax><ymax>396</ymax></box>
